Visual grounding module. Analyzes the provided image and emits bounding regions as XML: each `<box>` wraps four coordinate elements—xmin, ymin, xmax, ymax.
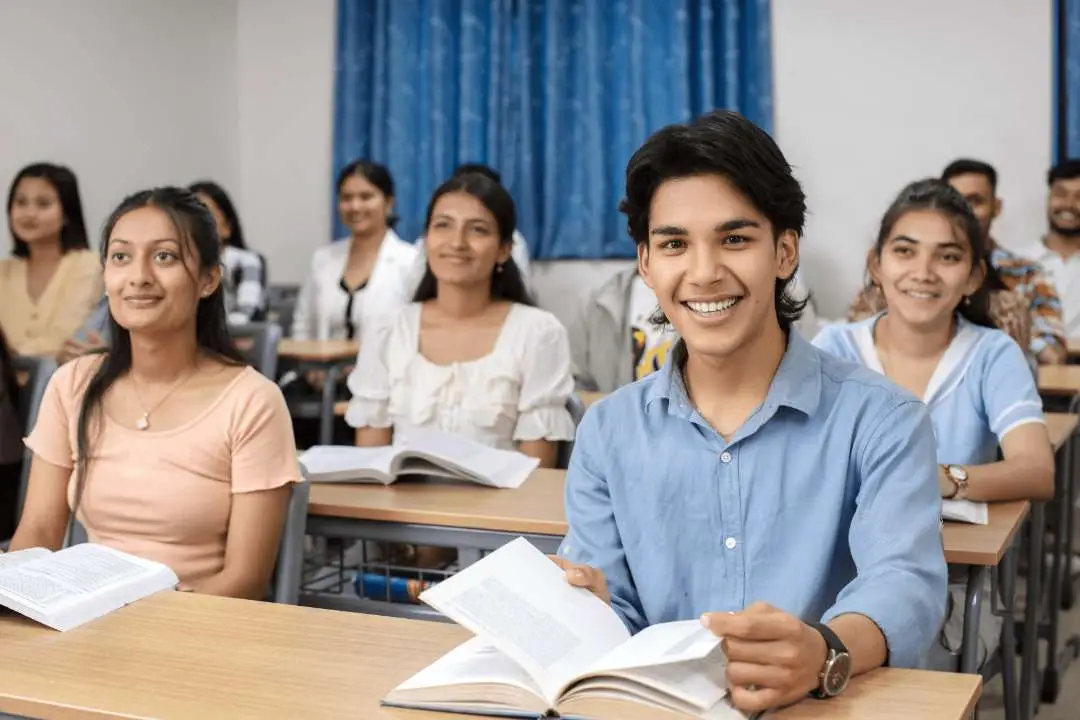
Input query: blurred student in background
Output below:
<box><xmin>291</xmin><ymin>160</ymin><xmax>417</xmax><ymax>341</ymax></box>
<box><xmin>0</xmin><ymin>163</ymin><xmax>102</xmax><ymax>357</ymax></box>
<box><xmin>11</xmin><ymin>187</ymin><xmax>300</xmax><ymax>599</ymax></box>
<box><xmin>1021</xmin><ymin>159</ymin><xmax>1080</xmax><ymax>339</ymax></box>
<box><xmin>190</xmin><ymin>181</ymin><xmax>267</xmax><ymax>325</ymax></box>
<box><xmin>347</xmin><ymin>171</ymin><xmax>574</xmax><ymax>467</ymax></box>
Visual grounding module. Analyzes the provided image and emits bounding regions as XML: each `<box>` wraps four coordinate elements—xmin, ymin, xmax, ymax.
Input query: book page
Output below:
<box><xmin>585</xmin><ymin>620</ymin><xmax>721</xmax><ymax>675</ymax></box>
<box><xmin>419</xmin><ymin>537</ymin><xmax>630</xmax><ymax>704</ymax></box>
<box><xmin>392</xmin><ymin>636</ymin><xmax>545</xmax><ymax>698</ymax></box>
<box><xmin>397</xmin><ymin>430</ymin><xmax>539</xmax><ymax>488</ymax></box>
<box><xmin>601</xmin><ymin>655</ymin><xmax>728</xmax><ymax>710</ymax></box>
<box><xmin>297</xmin><ymin>445</ymin><xmax>395</xmax><ymax>483</ymax></box>
<box><xmin>942</xmin><ymin>499</ymin><xmax>989</xmax><ymax>525</ymax></box>
<box><xmin>0</xmin><ymin>547</ymin><xmax>52</xmax><ymax>572</ymax></box>
<box><xmin>0</xmin><ymin>543</ymin><xmax>169</xmax><ymax>611</ymax></box>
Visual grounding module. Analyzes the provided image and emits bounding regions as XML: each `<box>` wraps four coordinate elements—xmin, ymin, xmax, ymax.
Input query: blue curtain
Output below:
<box><xmin>333</xmin><ymin>0</ymin><xmax>773</xmax><ymax>259</ymax></box>
<box><xmin>1061</xmin><ymin>0</ymin><xmax>1080</xmax><ymax>159</ymax></box>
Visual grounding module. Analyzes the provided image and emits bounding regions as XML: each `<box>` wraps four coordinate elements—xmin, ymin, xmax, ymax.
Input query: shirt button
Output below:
<box><xmin>725</xmin><ymin>537</ymin><xmax>737</xmax><ymax>550</ymax></box>
<box><xmin>720</xmin><ymin>452</ymin><xmax>732</xmax><ymax>463</ymax></box>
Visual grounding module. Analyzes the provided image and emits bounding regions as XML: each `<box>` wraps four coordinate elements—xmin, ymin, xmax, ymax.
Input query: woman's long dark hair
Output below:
<box><xmin>0</xmin><ymin>329</ymin><xmax>17</xmax><ymax>420</ymax></box>
<box><xmin>69</xmin><ymin>188</ymin><xmax>248</xmax><ymax>528</ymax></box>
<box><xmin>870</xmin><ymin>178</ymin><xmax>999</xmax><ymax>329</ymax></box>
<box><xmin>7</xmin><ymin>163</ymin><xmax>89</xmax><ymax>258</ymax></box>
<box><xmin>413</xmin><ymin>173</ymin><xmax>533</xmax><ymax>306</ymax></box>
<box><xmin>189</xmin><ymin>180</ymin><xmax>248</xmax><ymax>250</ymax></box>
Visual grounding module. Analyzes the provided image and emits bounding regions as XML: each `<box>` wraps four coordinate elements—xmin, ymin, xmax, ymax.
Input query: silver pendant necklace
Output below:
<box><xmin>130</xmin><ymin>363</ymin><xmax>200</xmax><ymax>431</ymax></box>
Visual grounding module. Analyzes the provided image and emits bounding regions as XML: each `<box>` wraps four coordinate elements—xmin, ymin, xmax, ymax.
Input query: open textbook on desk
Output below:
<box><xmin>383</xmin><ymin>538</ymin><xmax>749</xmax><ymax>719</ymax></box>
<box><xmin>0</xmin><ymin>543</ymin><xmax>177</xmax><ymax>631</ymax></box>
<box><xmin>298</xmin><ymin>430</ymin><xmax>539</xmax><ymax>489</ymax></box>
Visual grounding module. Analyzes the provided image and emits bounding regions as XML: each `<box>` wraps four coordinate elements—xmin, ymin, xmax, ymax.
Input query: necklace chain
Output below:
<box><xmin>129</xmin><ymin>363</ymin><xmax>200</xmax><ymax>431</ymax></box>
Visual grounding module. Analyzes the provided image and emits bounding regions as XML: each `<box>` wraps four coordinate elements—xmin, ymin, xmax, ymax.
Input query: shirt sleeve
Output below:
<box><xmin>821</xmin><ymin>398</ymin><xmax>948</xmax><ymax>669</ymax></box>
<box><xmin>230</xmin><ymin>377</ymin><xmax>303</xmax><ymax>494</ymax></box>
<box><xmin>290</xmin><ymin>257</ymin><xmax>317</xmax><ymax>341</ymax></box>
<box><xmin>567</xmin><ymin>301</ymin><xmax>600</xmax><ymax>393</ymax></box>
<box><xmin>344</xmin><ymin>314</ymin><xmax>395</xmax><ymax>429</ymax></box>
<box><xmin>23</xmin><ymin>359</ymin><xmax>82</xmax><ymax>469</ymax></box>
<box><xmin>229</xmin><ymin>253</ymin><xmax>266</xmax><ymax>324</ymax></box>
<box><xmin>1027</xmin><ymin>266</ymin><xmax>1066</xmax><ymax>356</ymax></box>
<box><xmin>48</xmin><ymin>252</ymin><xmax>104</xmax><ymax>352</ymax></box>
<box><xmin>513</xmin><ymin>314</ymin><xmax>576</xmax><ymax>442</ymax></box>
<box><xmin>559</xmin><ymin>404</ymin><xmax>650</xmax><ymax>633</ymax></box>
<box><xmin>981</xmin><ymin>333</ymin><xmax>1045</xmax><ymax>439</ymax></box>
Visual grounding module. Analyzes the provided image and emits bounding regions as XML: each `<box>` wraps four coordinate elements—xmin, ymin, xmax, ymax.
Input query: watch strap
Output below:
<box><xmin>807</xmin><ymin>621</ymin><xmax>849</xmax><ymax>699</ymax></box>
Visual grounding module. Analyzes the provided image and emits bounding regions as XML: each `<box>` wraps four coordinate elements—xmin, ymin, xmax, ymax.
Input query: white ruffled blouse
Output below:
<box><xmin>345</xmin><ymin>303</ymin><xmax>576</xmax><ymax>450</ymax></box>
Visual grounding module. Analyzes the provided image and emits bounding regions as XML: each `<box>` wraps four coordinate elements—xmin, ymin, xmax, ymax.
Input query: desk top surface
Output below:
<box><xmin>310</xmin><ymin>468</ymin><xmax>1024</xmax><ymax>566</ymax></box>
<box><xmin>308</xmin><ymin>468</ymin><xmax>569</xmax><ymax>536</ymax></box>
<box><xmin>941</xmin><ymin>500</ymin><xmax>1030</xmax><ymax>566</ymax></box>
<box><xmin>0</xmin><ymin>592</ymin><xmax>980</xmax><ymax>720</ymax></box>
<box><xmin>1039</xmin><ymin>364</ymin><xmax>1080</xmax><ymax>394</ymax></box>
<box><xmin>277</xmin><ymin>338</ymin><xmax>358</xmax><ymax>362</ymax></box>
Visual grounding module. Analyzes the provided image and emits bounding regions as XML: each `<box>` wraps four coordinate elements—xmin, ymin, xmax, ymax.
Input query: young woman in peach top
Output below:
<box><xmin>10</xmin><ymin>187</ymin><xmax>301</xmax><ymax>599</ymax></box>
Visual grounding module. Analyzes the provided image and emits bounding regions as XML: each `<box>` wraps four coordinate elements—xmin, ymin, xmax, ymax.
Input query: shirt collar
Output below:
<box><xmin>644</xmin><ymin>330</ymin><xmax>823</xmax><ymax>420</ymax></box>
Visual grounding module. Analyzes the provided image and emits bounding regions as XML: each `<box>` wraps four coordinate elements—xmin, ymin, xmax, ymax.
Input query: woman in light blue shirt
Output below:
<box><xmin>814</xmin><ymin>178</ymin><xmax>1053</xmax><ymax>667</ymax></box>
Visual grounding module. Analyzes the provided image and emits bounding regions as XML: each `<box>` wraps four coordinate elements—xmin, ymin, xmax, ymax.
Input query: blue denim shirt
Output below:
<box><xmin>559</xmin><ymin>332</ymin><xmax>947</xmax><ymax>669</ymax></box>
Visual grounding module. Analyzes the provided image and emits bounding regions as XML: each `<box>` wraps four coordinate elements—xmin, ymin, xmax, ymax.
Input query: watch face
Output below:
<box><xmin>948</xmin><ymin>465</ymin><xmax>968</xmax><ymax>482</ymax></box>
<box><xmin>823</xmin><ymin>653</ymin><xmax>852</xmax><ymax>696</ymax></box>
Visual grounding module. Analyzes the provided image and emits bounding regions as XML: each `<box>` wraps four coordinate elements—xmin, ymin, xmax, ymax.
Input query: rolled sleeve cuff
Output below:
<box><xmin>821</xmin><ymin>580</ymin><xmax>942</xmax><ymax>669</ymax></box>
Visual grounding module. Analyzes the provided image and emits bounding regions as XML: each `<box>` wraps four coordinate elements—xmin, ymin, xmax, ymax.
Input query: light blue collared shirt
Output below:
<box><xmin>813</xmin><ymin>314</ymin><xmax>1045</xmax><ymax>466</ymax></box>
<box><xmin>560</xmin><ymin>332</ymin><xmax>947</xmax><ymax>669</ymax></box>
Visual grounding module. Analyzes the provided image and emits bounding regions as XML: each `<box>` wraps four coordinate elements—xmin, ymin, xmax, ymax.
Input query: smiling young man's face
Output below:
<box><xmin>637</xmin><ymin>174</ymin><xmax>798</xmax><ymax>361</ymax></box>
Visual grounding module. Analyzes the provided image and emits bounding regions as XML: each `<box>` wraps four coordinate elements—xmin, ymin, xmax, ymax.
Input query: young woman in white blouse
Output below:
<box><xmin>346</xmin><ymin>172</ymin><xmax>575</xmax><ymax>468</ymax></box>
<box><xmin>291</xmin><ymin>160</ymin><xmax>418</xmax><ymax>341</ymax></box>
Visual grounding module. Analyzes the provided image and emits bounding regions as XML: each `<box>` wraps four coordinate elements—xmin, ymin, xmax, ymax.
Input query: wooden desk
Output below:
<box><xmin>1039</xmin><ymin>364</ymin><xmax>1080</xmax><ymax>396</ymax></box>
<box><xmin>942</xmin><ymin>500</ymin><xmax>1029</xmax><ymax>566</ymax></box>
<box><xmin>0</xmin><ymin>592</ymin><xmax>980</xmax><ymax>720</ymax></box>
<box><xmin>277</xmin><ymin>338</ymin><xmax>358</xmax><ymax>362</ymax></box>
<box><xmin>309</xmin><ymin>468</ymin><xmax>568</xmax><ymax>537</ymax></box>
<box><xmin>1046</xmin><ymin>411</ymin><xmax>1078</xmax><ymax>449</ymax></box>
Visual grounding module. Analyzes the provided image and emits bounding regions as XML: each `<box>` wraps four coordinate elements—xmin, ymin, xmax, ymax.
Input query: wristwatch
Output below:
<box><xmin>808</xmin><ymin>622</ymin><xmax>851</xmax><ymax>698</ymax></box>
<box><xmin>942</xmin><ymin>464</ymin><xmax>969</xmax><ymax>499</ymax></box>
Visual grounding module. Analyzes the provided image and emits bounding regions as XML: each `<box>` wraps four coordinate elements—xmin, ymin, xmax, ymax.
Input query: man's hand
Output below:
<box><xmin>548</xmin><ymin>555</ymin><xmax>610</xmax><ymax>605</ymax></box>
<box><xmin>701</xmin><ymin>602</ymin><xmax>827</xmax><ymax>713</ymax></box>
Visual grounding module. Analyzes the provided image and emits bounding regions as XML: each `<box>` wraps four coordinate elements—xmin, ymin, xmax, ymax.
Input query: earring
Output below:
<box><xmin>495</xmin><ymin>263</ymin><xmax>505</xmax><ymax>274</ymax></box>
<box><xmin>963</xmin><ymin>295</ymin><xmax>972</xmax><ymax>306</ymax></box>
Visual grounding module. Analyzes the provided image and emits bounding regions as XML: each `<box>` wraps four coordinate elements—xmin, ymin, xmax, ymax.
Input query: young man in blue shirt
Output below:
<box><xmin>553</xmin><ymin>111</ymin><xmax>947</xmax><ymax>714</ymax></box>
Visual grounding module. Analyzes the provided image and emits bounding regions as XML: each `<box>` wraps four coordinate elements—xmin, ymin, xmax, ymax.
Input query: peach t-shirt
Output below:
<box><xmin>25</xmin><ymin>356</ymin><xmax>302</xmax><ymax>583</ymax></box>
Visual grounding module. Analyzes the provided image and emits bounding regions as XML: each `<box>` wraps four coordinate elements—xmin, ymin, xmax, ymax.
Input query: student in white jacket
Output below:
<box><xmin>292</xmin><ymin>160</ymin><xmax>418</xmax><ymax>341</ymax></box>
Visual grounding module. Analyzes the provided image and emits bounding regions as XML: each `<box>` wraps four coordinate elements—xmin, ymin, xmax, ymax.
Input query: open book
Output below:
<box><xmin>942</xmin><ymin>499</ymin><xmax>988</xmax><ymax>525</ymax></box>
<box><xmin>383</xmin><ymin>538</ymin><xmax>747</xmax><ymax>720</ymax></box>
<box><xmin>298</xmin><ymin>430</ymin><xmax>540</xmax><ymax>489</ymax></box>
<box><xmin>0</xmin><ymin>543</ymin><xmax>178</xmax><ymax>631</ymax></box>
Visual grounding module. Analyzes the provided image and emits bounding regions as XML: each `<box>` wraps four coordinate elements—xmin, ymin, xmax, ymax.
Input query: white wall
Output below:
<box><xmin>236</xmin><ymin>0</ymin><xmax>336</xmax><ymax>286</ymax></box>
<box><xmin>0</xmin><ymin>0</ymin><xmax>239</xmax><ymax>255</ymax></box>
<box><xmin>773</xmin><ymin>0</ymin><xmax>1053</xmax><ymax>319</ymax></box>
